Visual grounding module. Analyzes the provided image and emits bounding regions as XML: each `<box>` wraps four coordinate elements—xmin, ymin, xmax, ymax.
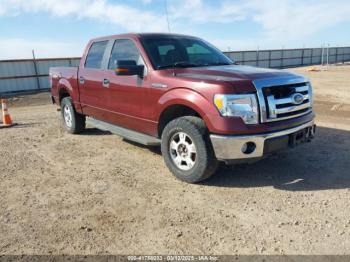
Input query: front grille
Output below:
<box><xmin>262</xmin><ymin>82</ymin><xmax>312</xmax><ymax>122</ymax></box>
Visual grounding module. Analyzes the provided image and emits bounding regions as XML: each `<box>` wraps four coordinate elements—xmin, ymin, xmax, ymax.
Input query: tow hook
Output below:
<box><xmin>307</xmin><ymin>124</ymin><xmax>316</xmax><ymax>142</ymax></box>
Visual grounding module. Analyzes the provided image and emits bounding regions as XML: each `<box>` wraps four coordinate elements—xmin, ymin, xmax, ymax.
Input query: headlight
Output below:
<box><xmin>308</xmin><ymin>82</ymin><xmax>313</xmax><ymax>107</ymax></box>
<box><xmin>214</xmin><ymin>94</ymin><xmax>259</xmax><ymax>124</ymax></box>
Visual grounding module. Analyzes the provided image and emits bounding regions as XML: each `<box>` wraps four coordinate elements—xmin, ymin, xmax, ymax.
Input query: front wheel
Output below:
<box><xmin>60</xmin><ymin>97</ymin><xmax>86</xmax><ymax>134</ymax></box>
<box><xmin>161</xmin><ymin>116</ymin><xmax>218</xmax><ymax>183</ymax></box>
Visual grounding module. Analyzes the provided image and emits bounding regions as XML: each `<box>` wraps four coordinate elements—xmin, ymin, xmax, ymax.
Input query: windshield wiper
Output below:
<box><xmin>157</xmin><ymin>61</ymin><xmax>200</xmax><ymax>69</ymax></box>
<box><xmin>206</xmin><ymin>62</ymin><xmax>232</xmax><ymax>66</ymax></box>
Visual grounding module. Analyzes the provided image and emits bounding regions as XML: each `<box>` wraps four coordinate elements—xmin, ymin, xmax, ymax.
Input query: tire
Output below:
<box><xmin>60</xmin><ymin>97</ymin><xmax>86</xmax><ymax>134</ymax></box>
<box><xmin>161</xmin><ymin>116</ymin><xmax>218</xmax><ymax>183</ymax></box>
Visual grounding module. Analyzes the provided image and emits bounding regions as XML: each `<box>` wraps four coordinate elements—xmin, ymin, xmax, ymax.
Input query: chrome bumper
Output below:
<box><xmin>210</xmin><ymin>120</ymin><xmax>315</xmax><ymax>160</ymax></box>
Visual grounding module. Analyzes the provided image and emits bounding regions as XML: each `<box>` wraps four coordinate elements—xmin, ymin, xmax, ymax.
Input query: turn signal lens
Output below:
<box><xmin>116</xmin><ymin>68</ymin><xmax>129</xmax><ymax>73</ymax></box>
<box><xmin>214</xmin><ymin>95</ymin><xmax>224</xmax><ymax>110</ymax></box>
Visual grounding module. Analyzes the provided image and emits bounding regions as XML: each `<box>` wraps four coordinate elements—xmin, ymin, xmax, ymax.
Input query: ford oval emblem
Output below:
<box><xmin>291</xmin><ymin>93</ymin><xmax>304</xmax><ymax>105</ymax></box>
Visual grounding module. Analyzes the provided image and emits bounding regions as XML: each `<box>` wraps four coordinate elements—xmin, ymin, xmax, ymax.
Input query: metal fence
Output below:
<box><xmin>224</xmin><ymin>46</ymin><xmax>350</xmax><ymax>68</ymax></box>
<box><xmin>1</xmin><ymin>46</ymin><xmax>350</xmax><ymax>97</ymax></box>
<box><xmin>0</xmin><ymin>57</ymin><xmax>80</xmax><ymax>97</ymax></box>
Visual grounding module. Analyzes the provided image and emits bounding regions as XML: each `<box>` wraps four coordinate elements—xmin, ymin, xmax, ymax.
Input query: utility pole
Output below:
<box><xmin>32</xmin><ymin>50</ymin><xmax>41</xmax><ymax>90</ymax></box>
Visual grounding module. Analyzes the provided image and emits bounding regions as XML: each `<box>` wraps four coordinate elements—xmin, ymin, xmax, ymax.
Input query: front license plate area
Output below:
<box><xmin>289</xmin><ymin>127</ymin><xmax>311</xmax><ymax>147</ymax></box>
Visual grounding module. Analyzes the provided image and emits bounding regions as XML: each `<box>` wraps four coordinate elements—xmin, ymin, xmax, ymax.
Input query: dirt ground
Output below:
<box><xmin>0</xmin><ymin>64</ymin><xmax>350</xmax><ymax>255</ymax></box>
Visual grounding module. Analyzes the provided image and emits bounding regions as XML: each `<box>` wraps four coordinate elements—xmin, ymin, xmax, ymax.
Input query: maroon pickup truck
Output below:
<box><xmin>50</xmin><ymin>33</ymin><xmax>316</xmax><ymax>183</ymax></box>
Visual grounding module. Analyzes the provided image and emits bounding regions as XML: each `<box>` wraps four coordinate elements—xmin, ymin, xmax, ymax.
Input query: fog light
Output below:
<box><xmin>241</xmin><ymin>142</ymin><xmax>256</xmax><ymax>154</ymax></box>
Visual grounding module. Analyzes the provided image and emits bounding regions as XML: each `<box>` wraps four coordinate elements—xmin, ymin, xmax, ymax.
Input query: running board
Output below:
<box><xmin>86</xmin><ymin>118</ymin><xmax>161</xmax><ymax>146</ymax></box>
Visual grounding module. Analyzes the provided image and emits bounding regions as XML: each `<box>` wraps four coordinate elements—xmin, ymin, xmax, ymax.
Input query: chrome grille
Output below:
<box><xmin>253</xmin><ymin>76</ymin><xmax>313</xmax><ymax>123</ymax></box>
<box><xmin>263</xmin><ymin>83</ymin><xmax>311</xmax><ymax>121</ymax></box>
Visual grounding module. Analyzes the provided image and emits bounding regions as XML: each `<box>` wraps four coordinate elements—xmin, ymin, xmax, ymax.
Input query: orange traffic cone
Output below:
<box><xmin>1</xmin><ymin>99</ymin><xmax>13</xmax><ymax>126</ymax></box>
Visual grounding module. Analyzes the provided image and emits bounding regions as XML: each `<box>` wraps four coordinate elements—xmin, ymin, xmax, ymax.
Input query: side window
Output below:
<box><xmin>85</xmin><ymin>41</ymin><xmax>108</xmax><ymax>69</ymax></box>
<box><xmin>108</xmin><ymin>39</ymin><xmax>145</xmax><ymax>69</ymax></box>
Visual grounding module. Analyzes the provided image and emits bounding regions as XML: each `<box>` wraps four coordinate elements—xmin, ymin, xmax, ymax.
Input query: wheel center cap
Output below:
<box><xmin>178</xmin><ymin>144</ymin><xmax>188</xmax><ymax>156</ymax></box>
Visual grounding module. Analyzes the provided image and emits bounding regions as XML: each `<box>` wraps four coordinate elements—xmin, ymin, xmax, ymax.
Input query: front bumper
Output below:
<box><xmin>210</xmin><ymin>120</ymin><xmax>316</xmax><ymax>161</ymax></box>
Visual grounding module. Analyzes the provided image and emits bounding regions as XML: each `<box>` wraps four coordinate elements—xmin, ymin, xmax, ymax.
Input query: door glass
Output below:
<box><xmin>85</xmin><ymin>41</ymin><xmax>108</xmax><ymax>69</ymax></box>
<box><xmin>108</xmin><ymin>39</ymin><xmax>145</xmax><ymax>70</ymax></box>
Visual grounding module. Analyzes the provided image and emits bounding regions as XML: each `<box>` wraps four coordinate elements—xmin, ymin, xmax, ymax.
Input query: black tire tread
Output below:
<box><xmin>161</xmin><ymin>116</ymin><xmax>218</xmax><ymax>183</ymax></box>
<box><xmin>60</xmin><ymin>97</ymin><xmax>86</xmax><ymax>134</ymax></box>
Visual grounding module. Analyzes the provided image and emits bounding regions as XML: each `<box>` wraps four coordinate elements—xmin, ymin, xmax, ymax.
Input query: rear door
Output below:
<box><xmin>79</xmin><ymin>40</ymin><xmax>110</xmax><ymax>120</ymax></box>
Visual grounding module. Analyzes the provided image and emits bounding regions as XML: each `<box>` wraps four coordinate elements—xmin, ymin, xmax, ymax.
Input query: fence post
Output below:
<box><xmin>301</xmin><ymin>48</ymin><xmax>304</xmax><ymax>66</ymax></box>
<box><xmin>335</xmin><ymin>47</ymin><xmax>338</xmax><ymax>64</ymax></box>
<box><xmin>281</xmin><ymin>47</ymin><xmax>284</xmax><ymax>69</ymax></box>
<box><xmin>256</xmin><ymin>46</ymin><xmax>259</xmax><ymax>67</ymax></box>
<box><xmin>268</xmin><ymin>50</ymin><xmax>272</xmax><ymax>68</ymax></box>
<box><xmin>32</xmin><ymin>50</ymin><xmax>41</xmax><ymax>90</ymax></box>
<box><xmin>326</xmin><ymin>44</ymin><xmax>330</xmax><ymax>68</ymax></box>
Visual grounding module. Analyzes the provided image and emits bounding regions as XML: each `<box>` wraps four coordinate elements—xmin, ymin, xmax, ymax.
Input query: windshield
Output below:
<box><xmin>140</xmin><ymin>35</ymin><xmax>234</xmax><ymax>69</ymax></box>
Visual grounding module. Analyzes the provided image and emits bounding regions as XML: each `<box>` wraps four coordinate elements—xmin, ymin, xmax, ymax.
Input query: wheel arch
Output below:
<box><xmin>157</xmin><ymin>88</ymin><xmax>215</xmax><ymax>137</ymax></box>
<box><xmin>158</xmin><ymin>104</ymin><xmax>202</xmax><ymax>137</ymax></box>
<box><xmin>58</xmin><ymin>88</ymin><xmax>71</xmax><ymax>104</ymax></box>
<box><xmin>57</xmin><ymin>79</ymin><xmax>74</xmax><ymax>105</ymax></box>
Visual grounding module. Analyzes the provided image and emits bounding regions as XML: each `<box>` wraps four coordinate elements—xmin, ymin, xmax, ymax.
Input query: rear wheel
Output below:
<box><xmin>60</xmin><ymin>97</ymin><xmax>85</xmax><ymax>134</ymax></box>
<box><xmin>161</xmin><ymin>116</ymin><xmax>218</xmax><ymax>183</ymax></box>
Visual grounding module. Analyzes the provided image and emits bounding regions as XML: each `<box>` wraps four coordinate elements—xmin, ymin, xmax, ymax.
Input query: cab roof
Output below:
<box><xmin>90</xmin><ymin>33</ymin><xmax>199</xmax><ymax>42</ymax></box>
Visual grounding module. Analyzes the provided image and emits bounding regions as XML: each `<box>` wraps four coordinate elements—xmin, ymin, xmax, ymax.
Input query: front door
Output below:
<box><xmin>104</xmin><ymin>39</ymin><xmax>155</xmax><ymax>134</ymax></box>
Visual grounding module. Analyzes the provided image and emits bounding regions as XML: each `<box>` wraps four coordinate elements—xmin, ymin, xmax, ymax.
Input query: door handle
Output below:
<box><xmin>79</xmin><ymin>76</ymin><xmax>85</xmax><ymax>84</ymax></box>
<box><xmin>103</xmin><ymin>78</ymin><xmax>110</xmax><ymax>88</ymax></box>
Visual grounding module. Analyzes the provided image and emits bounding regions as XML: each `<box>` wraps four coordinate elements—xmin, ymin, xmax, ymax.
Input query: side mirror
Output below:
<box><xmin>115</xmin><ymin>60</ymin><xmax>144</xmax><ymax>78</ymax></box>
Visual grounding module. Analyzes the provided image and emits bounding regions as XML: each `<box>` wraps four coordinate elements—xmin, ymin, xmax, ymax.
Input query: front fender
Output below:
<box><xmin>157</xmin><ymin>88</ymin><xmax>218</xmax><ymax>129</ymax></box>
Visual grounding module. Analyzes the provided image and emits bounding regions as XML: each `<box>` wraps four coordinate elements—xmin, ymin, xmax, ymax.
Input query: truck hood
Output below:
<box><xmin>174</xmin><ymin>65</ymin><xmax>302</xmax><ymax>82</ymax></box>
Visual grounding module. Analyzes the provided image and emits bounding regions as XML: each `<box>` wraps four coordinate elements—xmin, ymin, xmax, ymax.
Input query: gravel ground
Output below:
<box><xmin>0</xmin><ymin>64</ymin><xmax>350</xmax><ymax>255</ymax></box>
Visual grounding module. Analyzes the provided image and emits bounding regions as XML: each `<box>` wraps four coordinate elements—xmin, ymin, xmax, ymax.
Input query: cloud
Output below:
<box><xmin>0</xmin><ymin>0</ymin><xmax>168</xmax><ymax>32</ymax></box>
<box><xmin>1</xmin><ymin>0</ymin><xmax>349</xmax><ymax>40</ymax></box>
<box><xmin>169</xmin><ymin>0</ymin><xmax>350</xmax><ymax>41</ymax></box>
<box><xmin>0</xmin><ymin>38</ymin><xmax>84</xmax><ymax>59</ymax></box>
<box><xmin>248</xmin><ymin>0</ymin><xmax>350</xmax><ymax>40</ymax></box>
<box><xmin>169</xmin><ymin>0</ymin><xmax>246</xmax><ymax>23</ymax></box>
<box><xmin>1</xmin><ymin>0</ymin><xmax>349</xmax><ymax>59</ymax></box>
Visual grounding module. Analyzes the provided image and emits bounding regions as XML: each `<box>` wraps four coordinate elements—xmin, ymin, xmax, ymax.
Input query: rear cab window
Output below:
<box><xmin>85</xmin><ymin>41</ymin><xmax>108</xmax><ymax>69</ymax></box>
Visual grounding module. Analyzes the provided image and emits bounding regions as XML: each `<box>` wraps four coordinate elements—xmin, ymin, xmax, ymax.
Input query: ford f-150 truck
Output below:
<box><xmin>50</xmin><ymin>33</ymin><xmax>316</xmax><ymax>183</ymax></box>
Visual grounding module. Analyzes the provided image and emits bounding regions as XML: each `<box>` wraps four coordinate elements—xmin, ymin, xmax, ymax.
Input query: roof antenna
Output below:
<box><xmin>164</xmin><ymin>0</ymin><xmax>171</xmax><ymax>33</ymax></box>
<box><xmin>172</xmin><ymin>63</ymin><xmax>176</xmax><ymax>77</ymax></box>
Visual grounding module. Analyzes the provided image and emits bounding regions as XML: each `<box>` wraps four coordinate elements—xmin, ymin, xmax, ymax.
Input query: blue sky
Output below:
<box><xmin>0</xmin><ymin>0</ymin><xmax>350</xmax><ymax>59</ymax></box>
